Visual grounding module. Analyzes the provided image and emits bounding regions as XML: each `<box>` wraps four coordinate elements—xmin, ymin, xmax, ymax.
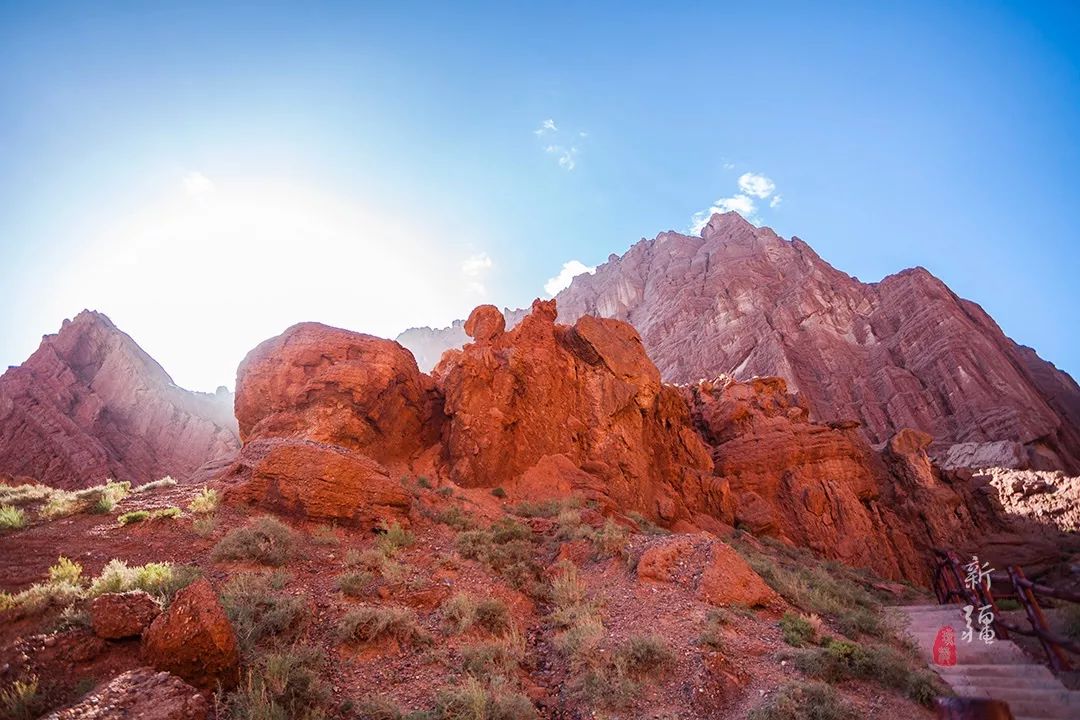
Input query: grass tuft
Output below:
<box><xmin>0</xmin><ymin>505</ymin><xmax>27</xmax><ymax>530</ymax></box>
<box><xmin>188</xmin><ymin>486</ymin><xmax>219</xmax><ymax>514</ymax></box>
<box><xmin>135</xmin><ymin>476</ymin><xmax>177</xmax><ymax>492</ymax></box>
<box><xmin>0</xmin><ymin>675</ymin><xmax>41</xmax><ymax>720</ymax></box>
<box><xmin>793</xmin><ymin>637</ymin><xmax>941</xmax><ymax>706</ymax></box>
<box><xmin>748</xmin><ymin>680</ymin><xmax>855</xmax><ymax>720</ymax></box>
<box><xmin>338</xmin><ymin>606</ymin><xmax>431</xmax><ymax>647</ymax></box>
<box><xmin>781</xmin><ymin>612</ymin><xmax>819</xmax><ymax>647</ymax></box>
<box><xmin>213</xmin><ymin>516</ymin><xmax>296</xmax><ymax>566</ymax></box>
<box><xmin>221</xmin><ymin>571</ymin><xmax>305</xmax><ymax>657</ymax></box>
<box><xmin>221</xmin><ymin>646</ymin><xmax>329</xmax><ymax>720</ymax></box>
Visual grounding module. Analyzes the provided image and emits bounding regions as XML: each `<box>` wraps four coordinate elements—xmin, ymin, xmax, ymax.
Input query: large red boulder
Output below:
<box><xmin>636</xmin><ymin>534</ymin><xmax>780</xmax><ymax>608</ymax></box>
<box><xmin>233</xmin><ymin>322</ymin><xmax>442</xmax><ymax>465</ymax></box>
<box><xmin>223</xmin><ymin>437</ymin><xmax>412</xmax><ymax>526</ymax></box>
<box><xmin>142</xmin><ymin>579</ymin><xmax>240</xmax><ymax>689</ymax></box>
<box><xmin>90</xmin><ymin>590</ymin><xmax>161</xmax><ymax>639</ymax></box>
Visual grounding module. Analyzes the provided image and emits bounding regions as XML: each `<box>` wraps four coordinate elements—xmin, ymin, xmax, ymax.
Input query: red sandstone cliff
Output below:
<box><xmin>0</xmin><ymin>311</ymin><xmax>239</xmax><ymax>489</ymax></box>
<box><xmin>398</xmin><ymin>212</ymin><xmax>1080</xmax><ymax>473</ymax></box>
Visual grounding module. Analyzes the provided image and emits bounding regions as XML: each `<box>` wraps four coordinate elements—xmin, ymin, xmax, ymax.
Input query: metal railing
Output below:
<box><xmin>931</xmin><ymin>547</ymin><xmax>1080</xmax><ymax>673</ymax></box>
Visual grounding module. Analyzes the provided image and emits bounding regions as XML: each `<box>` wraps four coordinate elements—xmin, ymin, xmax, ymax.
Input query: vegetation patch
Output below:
<box><xmin>221</xmin><ymin>571</ymin><xmax>305</xmax><ymax>657</ymax></box>
<box><xmin>434</xmin><ymin>676</ymin><xmax>538</xmax><ymax>720</ymax></box>
<box><xmin>0</xmin><ymin>483</ymin><xmax>53</xmax><ymax>506</ymax></box>
<box><xmin>311</xmin><ymin>524</ymin><xmax>340</xmax><ymax>546</ymax></box>
<box><xmin>575</xmin><ymin>635</ymin><xmax>673</xmax><ymax>708</ymax></box>
<box><xmin>0</xmin><ymin>675</ymin><xmax>42</xmax><ymax>720</ymax></box>
<box><xmin>0</xmin><ymin>505</ymin><xmax>27</xmax><ymax>531</ymax></box>
<box><xmin>748</xmin><ymin>680</ymin><xmax>855</xmax><ymax>720</ymax></box>
<box><xmin>793</xmin><ymin>637</ymin><xmax>941</xmax><ymax>706</ymax></box>
<box><xmin>459</xmin><ymin>632</ymin><xmax>525</xmax><ymax>682</ymax></box>
<box><xmin>734</xmin><ymin>537</ymin><xmax>891</xmax><ymax>639</ymax></box>
<box><xmin>338</xmin><ymin>606</ymin><xmax>432</xmax><ymax>647</ymax></box>
<box><xmin>188</xmin><ymin>486</ymin><xmax>219</xmax><ymax>514</ymax></box>
<box><xmin>442</xmin><ymin>593</ymin><xmax>511</xmax><ymax>636</ymax></box>
<box><xmin>213</xmin><ymin>516</ymin><xmax>296</xmax><ymax>566</ymax></box>
<box><xmin>42</xmin><ymin>480</ymin><xmax>131</xmax><ymax>519</ymax></box>
<box><xmin>134</xmin><ymin>476</ymin><xmax>177</xmax><ymax>492</ymax></box>
<box><xmin>88</xmin><ymin>559</ymin><xmax>200</xmax><ymax>604</ymax></box>
<box><xmin>455</xmin><ymin>518</ymin><xmax>541</xmax><ymax>594</ymax></box>
<box><xmin>781</xmin><ymin>612</ymin><xmax>819</xmax><ymax>647</ymax></box>
<box><xmin>336</xmin><ymin>571</ymin><xmax>373</xmax><ymax>597</ymax></box>
<box><xmin>221</xmin><ymin>646</ymin><xmax>329</xmax><ymax>720</ymax></box>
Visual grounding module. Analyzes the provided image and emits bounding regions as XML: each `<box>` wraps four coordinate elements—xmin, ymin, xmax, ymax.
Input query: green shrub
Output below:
<box><xmin>590</xmin><ymin>519</ymin><xmax>629</xmax><ymax>557</ymax></box>
<box><xmin>455</xmin><ymin>520</ymin><xmax>540</xmax><ymax>593</ymax></box>
<box><xmin>781</xmin><ymin>612</ymin><xmax>818</xmax><ymax>647</ymax></box>
<box><xmin>0</xmin><ymin>505</ymin><xmax>27</xmax><ymax>530</ymax></box>
<box><xmin>697</xmin><ymin>609</ymin><xmax>727</xmax><ymax>650</ymax></box>
<box><xmin>118</xmin><ymin>510</ymin><xmax>150</xmax><ymax>525</ymax></box>
<box><xmin>336</xmin><ymin>571</ymin><xmax>372</xmax><ymax>597</ymax></box>
<box><xmin>146</xmin><ymin>507</ymin><xmax>182</xmax><ymax>521</ymax></box>
<box><xmin>434</xmin><ymin>676</ymin><xmax>537</xmax><ymax>720</ymax></box>
<box><xmin>474</xmin><ymin>598</ymin><xmax>511</xmax><ymax>635</ymax></box>
<box><xmin>0</xmin><ymin>675</ymin><xmax>41</xmax><ymax>720</ymax></box>
<box><xmin>188</xmin><ymin>487</ymin><xmax>219</xmax><ymax>514</ymax></box>
<box><xmin>221</xmin><ymin>571</ymin><xmax>304</xmax><ymax>656</ymax></box>
<box><xmin>435</xmin><ymin>487</ymin><xmax>454</xmax><ymax>498</ymax></box>
<box><xmin>43</xmin><ymin>480</ymin><xmax>132</xmax><ymax>518</ymax></box>
<box><xmin>574</xmin><ymin>635</ymin><xmax>672</xmax><ymax>707</ymax></box>
<box><xmin>626</xmin><ymin>511</ymin><xmax>669</xmax><ymax>535</ymax></box>
<box><xmin>88</xmin><ymin>559</ymin><xmax>199</xmax><ymax>604</ymax></box>
<box><xmin>794</xmin><ymin>638</ymin><xmax>940</xmax><ymax>706</ymax></box>
<box><xmin>436</xmin><ymin>506</ymin><xmax>477</xmax><ymax>531</ymax></box>
<box><xmin>193</xmin><ymin>513</ymin><xmax>217</xmax><ymax>537</ymax></box>
<box><xmin>48</xmin><ymin>556</ymin><xmax>83</xmax><ymax>585</ymax></box>
<box><xmin>510</xmin><ymin>499</ymin><xmax>562</xmax><ymax>518</ymax></box>
<box><xmin>490</xmin><ymin>487</ymin><xmax>506</xmax><ymax>499</ymax></box>
<box><xmin>222</xmin><ymin>646</ymin><xmax>328</xmax><ymax>719</ymax></box>
<box><xmin>417</xmin><ymin>477</ymin><xmax>432</xmax><ymax>489</ymax></box>
<box><xmin>346</xmin><ymin>548</ymin><xmax>406</xmax><ymax>582</ymax></box>
<box><xmin>459</xmin><ymin>633</ymin><xmax>524</xmax><ymax>681</ymax></box>
<box><xmin>338</xmin><ymin>606</ymin><xmax>431</xmax><ymax>646</ymax></box>
<box><xmin>376</xmin><ymin>522</ymin><xmax>415</xmax><ymax>555</ymax></box>
<box><xmin>213</xmin><ymin>516</ymin><xmax>296</xmax><ymax>566</ymax></box>
<box><xmin>748</xmin><ymin>680</ymin><xmax>854</xmax><ymax>720</ymax></box>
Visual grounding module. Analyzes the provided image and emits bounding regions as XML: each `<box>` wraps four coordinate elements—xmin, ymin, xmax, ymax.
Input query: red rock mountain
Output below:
<box><xmin>398</xmin><ymin>212</ymin><xmax>1080</xmax><ymax>473</ymax></box>
<box><xmin>0</xmin><ymin>311</ymin><xmax>240</xmax><ymax>489</ymax></box>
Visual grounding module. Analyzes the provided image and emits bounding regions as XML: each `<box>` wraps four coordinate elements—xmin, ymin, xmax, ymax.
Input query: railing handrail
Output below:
<box><xmin>929</xmin><ymin>547</ymin><xmax>1076</xmax><ymax>673</ymax></box>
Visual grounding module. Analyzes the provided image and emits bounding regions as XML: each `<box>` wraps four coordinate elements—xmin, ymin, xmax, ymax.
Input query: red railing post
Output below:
<box><xmin>1008</xmin><ymin>565</ymin><xmax>1073</xmax><ymax>673</ymax></box>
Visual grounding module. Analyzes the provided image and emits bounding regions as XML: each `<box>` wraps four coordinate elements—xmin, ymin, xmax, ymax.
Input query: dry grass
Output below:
<box><xmin>442</xmin><ymin>593</ymin><xmax>511</xmax><ymax>635</ymax></box>
<box><xmin>221</xmin><ymin>645</ymin><xmax>329</xmax><ymax>720</ymax></box>
<box><xmin>748</xmin><ymin>681</ymin><xmax>854</xmax><ymax>720</ymax></box>
<box><xmin>434</xmin><ymin>676</ymin><xmax>538</xmax><ymax>720</ymax></box>
<box><xmin>134</xmin><ymin>476</ymin><xmax>177</xmax><ymax>492</ymax></box>
<box><xmin>336</xmin><ymin>570</ymin><xmax>373</xmax><ymax>597</ymax></box>
<box><xmin>0</xmin><ymin>675</ymin><xmax>41</xmax><ymax>720</ymax></box>
<box><xmin>337</xmin><ymin>606</ymin><xmax>432</xmax><ymax>647</ymax></box>
<box><xmin>221</xmin><ymin>571</ymin><xmax>306</xmax><ymax>657</ymax></box>
<box><xmin>781</xmin><ymin>612</ymin><xmax>819</xmax><ymax>647</ymax></box>
<box><xmin>213</xmin><ymin>516</ymin><xmax>296</xmax><ymax>566</ymax></box>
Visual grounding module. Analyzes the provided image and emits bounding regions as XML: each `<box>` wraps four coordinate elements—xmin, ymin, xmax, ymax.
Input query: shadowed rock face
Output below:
<box><xmin>0</xmin><ymin>311</ymin><xmax>239</xmax><ymax>489</ymax></box>
<box><xmin>399</xmin><ymin>212</ymin><xmax>1080</xmax><ymax>473</ymax></box>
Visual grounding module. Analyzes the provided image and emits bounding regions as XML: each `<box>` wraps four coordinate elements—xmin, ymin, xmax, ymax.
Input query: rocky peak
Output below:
<box><xmin>0</xmin><ymin>311</ymin><xmax>239</xmax><ymax>488</ymax></box>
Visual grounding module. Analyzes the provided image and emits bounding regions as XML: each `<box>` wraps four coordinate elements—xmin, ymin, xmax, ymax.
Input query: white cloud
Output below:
<box><xmin>544</xmin><ymin>260</ymin><xmax>596</xmax><ymax>296</ymax></box>
<box><xmin>546</xmin><ymin>144</ymin><xmax>578</xmax><ymax>170</ymax></box>
<box><xmin>690</xmin><ymin>195</ymin><xmax>758</xmax><ymax>233</ymax></box>
<box><xmin>182</xmin><ymin>171</ymin><xmax>215</xmax><ymax>196</ymax></box>
<box><xmin>737</xmin><ymin>172</ymin><xmax>776</xmax><ymax>199</ymax></box>
<box><xmin>689</xmin><ymin>170</ymin><xmax>781</xmax><ymax>233</ymax></box>
<box><xmin>722</xmin><ymin>161</ymin><xmax>736</xmax><ymax>170</ymax></box>
<box><xmin>461</xmin><ymin>252</ymin><xmax>494</xmax><ymax>295</ymax></box>
<box><xmin>534</xmin><ymin>118</ymin><xmax>557</xmax><ymax>136</ymax></box>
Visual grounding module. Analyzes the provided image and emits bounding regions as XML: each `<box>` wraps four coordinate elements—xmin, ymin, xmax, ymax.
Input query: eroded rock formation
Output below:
<box><xmin>0</xmin><ymin>311</ymin><xmax>239</xmax><ymax>489</ymax></box>
<box><xmin>435</xmin><ymin>302</ymin><xmax>718</xmax><ymax>529</ymax></box>
<box><xmin>43</xmin><ymin>668</ymin><xmax>208</xmax><ymax>720</ymax></box>
<box><xmin>398</xmin><ymin>212</ymin><xmax>1080</xmax><ymax>473</ymax></box>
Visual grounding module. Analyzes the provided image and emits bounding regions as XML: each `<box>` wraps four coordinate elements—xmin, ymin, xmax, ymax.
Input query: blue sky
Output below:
<box><xmin>1</xmin><ymin>1</ymin><xmax>1078</xmax><ymax>390</ymax></box>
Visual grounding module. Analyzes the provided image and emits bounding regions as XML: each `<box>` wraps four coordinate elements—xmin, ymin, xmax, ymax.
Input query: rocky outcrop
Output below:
<box><xmin>142</xmin><ymin>579</ymin><xmax>239</xmax><ymax>689</ymax></box>
<box><xmin>90</xmin><ymin>591</ymin><xmax>161</xmax><ymax>639</ymax></box>
<box><xmin>435</xmin><ymin>302</ymin><xmax>717</xmax><ymax>529</ymax></box>
<box><xmin>398</xmin><ymin>212</ymin><xmax>1080</xmax><ymax>473</ymax></box>
<box><xmin>636</xmin><ymin>534</ymin><xmax>781</xmax><ymax>608</ymax></box>
<box><xmin>224</xmin><ymin>322</ymin><xmax>439</xmax><ymax>526</ymax></box>
<box><xmin>224</xmin><ymin>437</ymin><xmax>412</xmax><ymax>526</ymax></box>
<box><xmin>234</xmin><ymin>322</ymin><xmax>442</xmax><ymax>464</ymax></box>
<box><xmin>683</xmin><ymin>376</ymin><xmax>1002</xmax><ymax>583</ymax></box>
<box><xmin>0</xmin><ymin>311</ymin><xmax>239</xmax><ymax>489</ymax></box>
<box><xmin>43</xmin><ymin>668</ymin><xmax>208</xmax><ymax>720</ymax></box>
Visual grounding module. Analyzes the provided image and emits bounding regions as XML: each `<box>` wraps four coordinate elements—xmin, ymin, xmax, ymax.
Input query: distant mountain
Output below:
<box><xmin>398</xmin><ymin>212</ymin><xmax>1080</xmax><ymax>472</ymax></box>
<box><xmin>0</xmin><ymin>311</ymin><xmax>240</xmax><ymax>488</ymax></box>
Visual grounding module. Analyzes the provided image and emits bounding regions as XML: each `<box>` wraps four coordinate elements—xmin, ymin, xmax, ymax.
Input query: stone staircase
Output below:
<box><xmin>893</xmin><ymin>604</ymin><xmax>1080</xmax><ymax>719</ymax></box>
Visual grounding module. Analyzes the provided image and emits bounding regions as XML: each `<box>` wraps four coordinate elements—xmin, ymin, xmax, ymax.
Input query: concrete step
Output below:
<box><xmin>951</xmin><ymin>686</ymin><xmax>1080</xmax><ymax>706</ymax></box>
<box><xmin>948</xmin><ymin>688</ymin><xmax>1080</xmax><ymax>719</ymax></box>
<box><xmin>935</xmin><ymin>664</ymin><xmax>1058</xmax><ymax>680</ymax></box>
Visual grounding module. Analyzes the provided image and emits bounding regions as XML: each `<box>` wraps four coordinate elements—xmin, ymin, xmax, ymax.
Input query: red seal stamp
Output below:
<box><xmin>933</xmin><ymin>625</ymin><xmax>957</xmax><ymax>666</ymax></box>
